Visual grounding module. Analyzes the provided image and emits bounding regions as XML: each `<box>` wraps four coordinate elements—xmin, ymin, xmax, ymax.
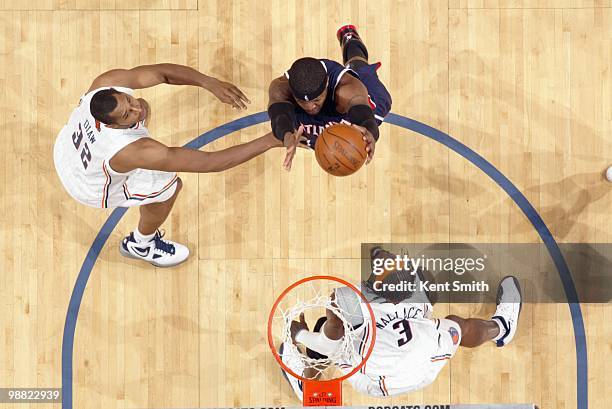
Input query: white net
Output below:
<box><xmin>271</xmin><ymin>279</ymin><xmax>372</xmax><ymax>380</ymax></box>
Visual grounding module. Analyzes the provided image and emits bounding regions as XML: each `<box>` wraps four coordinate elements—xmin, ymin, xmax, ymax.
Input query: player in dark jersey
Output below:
<box><xmin>268</xmin><ymin>25</ymin><xmax>393</xmax><ymax>170</ymax></box>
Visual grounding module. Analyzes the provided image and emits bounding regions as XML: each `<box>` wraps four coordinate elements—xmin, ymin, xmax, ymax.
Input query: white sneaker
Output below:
<box><xmin>492</xmin><ymin>276</ymin><xmax>522</xmax><ymax>347</ymax></box>
<box><xmin>278</xmin><ymin>343</ymin><xmax>304</xmax><ymax>402</ymax></box>
<box><xmin>605</xmin><ymin>165</ymin><xmax>612</xmax><ymax>182</ymax></box>
<box><xmin>119</xmin><ymin>230</ymin><xmax>189</xmax><ymax>267</ymax></box>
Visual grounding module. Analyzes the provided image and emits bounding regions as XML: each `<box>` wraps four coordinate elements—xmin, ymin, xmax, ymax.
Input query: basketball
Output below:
<box><xmin>314</xmin><ymin>124</ymin><xmax>367</xmax><ymax>176</ymax></box>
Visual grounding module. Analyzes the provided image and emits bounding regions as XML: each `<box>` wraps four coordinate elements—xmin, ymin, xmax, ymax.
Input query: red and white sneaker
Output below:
<box><xmin>336</xmin><ymin>24</ymin><xmax>361</xmax><ymax>46</ymax></box>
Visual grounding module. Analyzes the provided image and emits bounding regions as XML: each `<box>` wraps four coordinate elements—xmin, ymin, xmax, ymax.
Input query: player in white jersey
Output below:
<box><xmin>278</xmin><ymin>247</ymin><xmax>522</xmax><ymax>399</ymax></box>
<box><xmin>54</xmin><ymin>64</ymin><xmax>288</xmax><ymax>267</ymax></box>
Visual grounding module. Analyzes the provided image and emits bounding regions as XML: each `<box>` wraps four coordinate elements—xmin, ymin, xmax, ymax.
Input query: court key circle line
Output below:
<box><xmin>61</xmin><ymin>111</ymin><xmax>588</xmax><ymax>409</ymax></box>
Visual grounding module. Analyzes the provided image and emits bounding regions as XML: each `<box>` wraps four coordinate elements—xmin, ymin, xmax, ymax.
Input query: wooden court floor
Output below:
<box><xmin>0</xmin><ymin>1</ymin><xmax>610</xmax><ymax>408</ymax></box>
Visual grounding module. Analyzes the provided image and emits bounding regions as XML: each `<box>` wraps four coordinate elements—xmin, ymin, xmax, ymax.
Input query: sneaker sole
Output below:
<box><xmin>497</xmin><ymin>275</ymin><xmax>523</xmax><ymax>312</ymax></box>
<box><xmin>118</xmin><ymin>241</ymin><xmax>188</xmax><ymax>268</ymax></box>
<box><xmin>494</xmin><ymin>275</ymin><xmax>522</xmax><ymax>346</ymax></box>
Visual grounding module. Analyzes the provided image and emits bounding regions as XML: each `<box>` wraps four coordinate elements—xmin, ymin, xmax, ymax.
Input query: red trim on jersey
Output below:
<box><xmin>380</xmin><ymin>376</ymin><xmax>389</xmax><ymax>396</ymax></box>
<box><xmin>430</xmin><ymin>353</ymin><xmax>452</xmax><ymax>362</ymax></box>
<box><xmin>125</xmin><ymin>175</ymin><xmax>178</xmax><ymax>201</ymax></box>
<box><xmin>101</xmin><ymin>162</ymin><xmax>111</xmax><ymax>208</ymax></box>
<box><xmin>359</xmin><ymin>325</ymin><xmax>371</xmax><ymax>374</ymax></box>
<box><xmin>368</xmin><ymin>95</ymin><xmax>376</xmax><ymax>110</ymax></box>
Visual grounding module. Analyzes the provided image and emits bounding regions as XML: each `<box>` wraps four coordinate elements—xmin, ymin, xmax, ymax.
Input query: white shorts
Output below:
<box><xmin>344</xmin><ymin>318</ymin><xmax>462</xmax><ymax>397</ymax></box>
<box><xmin>115</xmin><ymin>168</ymin><xmax>179</xmax><ymax>208</ymax></box>
<box><xmin>56</xmin><ymin>160</ymin><xmax>179</xmax><ymax>209</ymax></box>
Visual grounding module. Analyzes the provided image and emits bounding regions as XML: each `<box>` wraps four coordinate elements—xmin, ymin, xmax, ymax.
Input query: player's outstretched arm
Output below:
<box><xmin>88</xmin><ymin>63</ymin><xmax>250</xmax><ymax>109</ymax></box>
<box><xmin>109</xmin><ymin>132</ymin><xmax>281</xmax><ymax>174</ymax></box>
<box><xmin>336</xmin><ymin>75</ymin><xmax>379</xmax><ymax>163</ymax></box>
<box><xmin>290</xmin><ymin>312</ymin><xmax>344</xmax><ymax>357</ymax></box>
<box><xmin>268</xmin><ymin>76</ymin><xmax>305</xmax><ymax>171</ymax></box>
<box><xmin>289</xmin><ymin>291</ymin><xmax>346</xmax><ymax>356</ymax></box>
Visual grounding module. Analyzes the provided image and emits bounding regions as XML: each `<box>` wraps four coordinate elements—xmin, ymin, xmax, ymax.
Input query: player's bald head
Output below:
<box><xmin>90</xmin><ymin>88</ymin><xmax>122</xmax><ymax>124</ymax></box>
<box><xmin>91</xmin><ymin>89</ymin><xmax>147</xmax><ymax>128</ymax></box>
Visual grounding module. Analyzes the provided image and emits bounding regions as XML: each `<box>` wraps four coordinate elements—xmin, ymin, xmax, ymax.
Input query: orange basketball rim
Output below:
<box><xmin>267</xmin><ymin>275</ymin><xmax>377</xmax><ymax>406</ymax></box>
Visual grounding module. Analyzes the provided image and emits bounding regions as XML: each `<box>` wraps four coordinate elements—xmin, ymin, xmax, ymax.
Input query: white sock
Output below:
<box><xmin>491</xmin><ymin>317</ymin><xmax>507</xmax><ymax>342</ymax></box>
<box><xmin>134</xmin><ymin>229</ymin><xmax>155</xmax><ymax>243</ymax></box>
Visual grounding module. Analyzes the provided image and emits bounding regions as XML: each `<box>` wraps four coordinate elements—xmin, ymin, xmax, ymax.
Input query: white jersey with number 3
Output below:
<box><xmin>54</xmin><ymin>86</ymin><xmax>177</xmax><ymax>208</ymax></box>
<box><xmin>335</xmin><ymin>287</ymin><xmax>462</xmax><ymax>397</ymax></box>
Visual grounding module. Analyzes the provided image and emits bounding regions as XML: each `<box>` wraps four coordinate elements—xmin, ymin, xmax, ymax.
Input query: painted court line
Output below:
<box><xmin>61</xmin><ymin>112</ymin><xmax>587</xmax><ymax>409</ymax></box>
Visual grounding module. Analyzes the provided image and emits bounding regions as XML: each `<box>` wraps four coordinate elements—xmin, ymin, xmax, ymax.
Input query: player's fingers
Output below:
<box><xmin>299</xmin><ymin>313</ymin><xmax>306</xmax><ymax>323</ymax></box>
<box><xmin>289</xmin><ymin>129</ymin><xmax>302</xmax><ymax>150</ymax></box>
<box><xmin>366</xmin><ymin>144</ymin><xmax>374</xmax><ymax>164</ymax></box>
<box><xmin>352</xmin><ymin>124</ymin><xmax>367</xmax><ymax>135</ymax></box>
<box><xmin>226</xmin><ymin>89</ymin><xmax>248</xmax><ymax>109</ymax></box>
<box><xmin>283</xmin><ymin>147</ymin><xmax>296</xmax><ymax>171</ymax></box>
<box><xmin>234</xmin><ymin>98</ymin><xmax>247</xmax><ymax>110</ymax></box>
<box><xmin>287</xmin><ymin>126</ymin><xmax>304</xmax><ymax>152</ymax></box>
<box><xmin>222</xmin><ymin>91</ymin><xmax>245</xmax><ymax>110</ymax></box>
<box><xmin>296</xmin><ymin>124</ymin><xmax>305</xmax><ymax>137</ymax></box>
<box><xmin>231</xmin><ymin>86</ymin><xmax>251</xmax><ymax>104</ymax></box>
<box><xmin>221</xmin><ymin>95</ymin><xmax>239</xmax><ymax>109</ymax></box>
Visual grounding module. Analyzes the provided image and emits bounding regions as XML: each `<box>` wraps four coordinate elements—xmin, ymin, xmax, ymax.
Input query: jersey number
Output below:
<box><xmin>72</xmin><ymin>124</ymin><xmax>91</xmax><ymax>169</ymax></box>
<box><xmin>392</xmin><ymin>319</ymin><xmax>413</xmax><ymax>347</ymax></box>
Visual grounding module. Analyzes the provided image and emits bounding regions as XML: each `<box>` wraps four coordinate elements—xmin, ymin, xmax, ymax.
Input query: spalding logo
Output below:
<box><xmin>333</xmin><ymin>141</ymin><xmax>360</xmax><ymax>166</ymax></box>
